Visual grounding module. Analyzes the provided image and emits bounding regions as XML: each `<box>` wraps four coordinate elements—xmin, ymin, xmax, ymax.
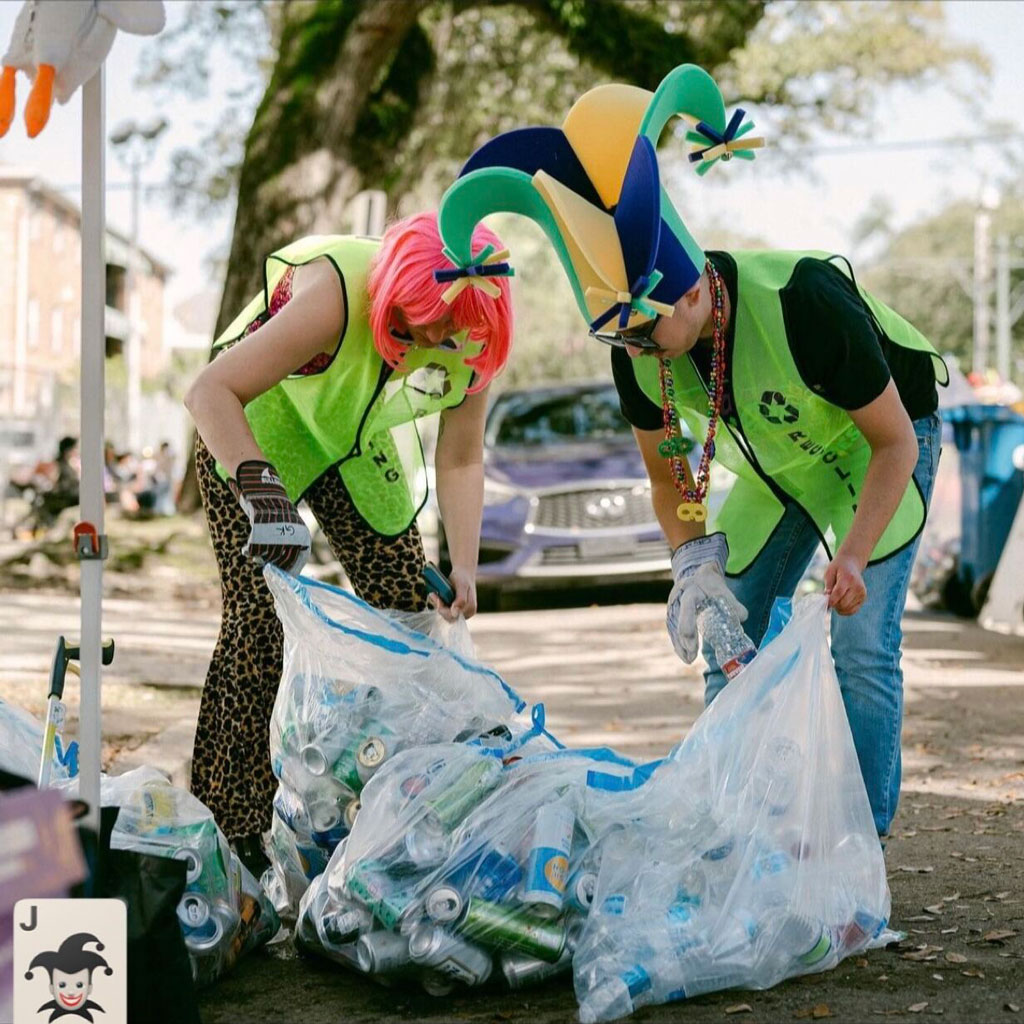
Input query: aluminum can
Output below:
<box><xmin>331</xmin><ymin>724</ymin><xmax>393</xmax><ymax>791</ymax></box>
<box><xmin>425</xmin><ymin>756</ymin><xmax>502</xmax><ymax>831</ymax></box>
<box><xmin>356</xmin><ymin>931</ymin><xmax>411</xmax><ymax>974</ymax></box>
<box><xmin>322</xmin><ymin>905</ymin><xmax>372</xmax><ymax>947</ymax></box>
<box><xmin>500</xmin><ymin>947</ymin><xmax>574</xmax><ymax>989</ymax></box>
<box><xmin>300</xmin><ymin>739</ymin><xmax>345</xmax><ymax>778</ymax></box>
<box><xmin>566</xmin><ymin>869</ymin><xmax>597</xmax><ymax>915</ymax></box>
<box><xmin>408</xmin><ymin>922</ymin><xmax>492</xmax><ymax>986</ymax></box>
<box><xmin>348</xmin><ymin>860</ymin><xmax>417</xmax><ymax>930</ymax></box>
<box><xmin>357</xmin><ymin>735</ymin><xmax>389</xmax><ymax>773</ymax></box>
<box><xmin>184</xmin><ymin>899</ymin><xmax>237</xmax><ymax>955</ymax></box>
<box><xmin>521</xmin><ymin>803</ymin><xmax>574</xmax><ymax>914</ymax></box>
<box><xmin>344</xmin><ymin>798</ymin><xmax>361</xmax><ymax>830</ymax></box>
<box><xmin>273</xmin><ymin>785</ymin><xmax>311</xmax><ymax>833</ymax></box>
<box><xmin>177</xmin><ymin>891</ymin><xmax>211</xmax><ymax>930</ymax></box>
<box><xmin>403</xmin><ymin>820</ymin><xmax>450</xmax><ymax>869</ymax></box>
<box><xmin>425</xmin><ymin>885</ymin><xmax>464</xmax><ymax>924</ymax></box>
<box><xmin>457</xmin><ymin>897</ymin><xmax>567</xmax><ymax>963</ymax></box>
<box><xmin>445</xmin><ymin>842</ymin><xmax>521</xmax><ymax>901</ymax></box>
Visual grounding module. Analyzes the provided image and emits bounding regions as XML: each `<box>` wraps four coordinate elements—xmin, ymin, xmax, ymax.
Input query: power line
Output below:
<box><xmin>777</xmin><ymin>130</ymin><xmax>1023</xmax><ymax>157</ymax></box>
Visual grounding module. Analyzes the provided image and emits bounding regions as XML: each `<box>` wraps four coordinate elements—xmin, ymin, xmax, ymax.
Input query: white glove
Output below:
<box><xmin>666</xmin><ymin>533</ymin><xmax>748</xmax><ymax>664</ymax></box>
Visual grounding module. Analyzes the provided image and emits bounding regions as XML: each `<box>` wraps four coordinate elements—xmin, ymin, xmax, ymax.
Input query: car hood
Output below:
<box><xmin>485</xmin><ymin>441</ymin><xmax>650</xmax><ymax>490</ymax></box>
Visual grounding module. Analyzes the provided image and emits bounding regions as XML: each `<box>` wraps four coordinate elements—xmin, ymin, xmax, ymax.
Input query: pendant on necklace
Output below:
<box><xmin>676</xmin><ymin>501</ymin><xmax>708</xmax><ymax>523</ymax></box>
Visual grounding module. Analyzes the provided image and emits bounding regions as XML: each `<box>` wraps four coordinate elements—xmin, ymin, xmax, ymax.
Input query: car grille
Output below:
<box><xmin>540</xmin><ymin>537</ymin><xmax>671</xmax><ymax>566</ymax></box>
<box><xmin>532</xmin><ymin>485</ymin><xmax>656</xmax><ymax>532</ymax></box>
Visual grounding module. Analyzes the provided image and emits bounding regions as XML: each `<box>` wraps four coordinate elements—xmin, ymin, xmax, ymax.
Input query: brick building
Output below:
<box><xmin>0</xmin><ymin>166</ymin><xmax>169</xmax><ymax>456</ymax></box>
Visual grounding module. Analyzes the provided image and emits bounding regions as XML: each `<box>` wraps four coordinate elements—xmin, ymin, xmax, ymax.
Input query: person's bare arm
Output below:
<box><xmin>633</xmin><ymin>426</ymin><xmax>705</xmax><ymax>551</ymax></box>
<box><xmin>184</xmin><ymin>260</ymin><xmax>345</xmax><ymax>476</ymax></box>
<box><xmin>433</xmin><ymin>387</ymin><xmax>490</xmax><ymax>619</ymax></box>
<box><xmin>825</xmin><ymin>380</ymin><xmax>919</xmax><ymax>614</ymax></box>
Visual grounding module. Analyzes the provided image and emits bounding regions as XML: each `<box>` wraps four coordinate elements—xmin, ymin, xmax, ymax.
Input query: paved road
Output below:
<box><xmin>2</xmin><ymin>588</ymin><xmax>1022</xmax><ymax>1022</ymax></box>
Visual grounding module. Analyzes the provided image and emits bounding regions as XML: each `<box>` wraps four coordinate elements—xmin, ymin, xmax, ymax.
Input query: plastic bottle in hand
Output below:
<box><xmin>696</xmin><ymin>595</ymin><xmax>756</xmax><ymax>679</ymax></box>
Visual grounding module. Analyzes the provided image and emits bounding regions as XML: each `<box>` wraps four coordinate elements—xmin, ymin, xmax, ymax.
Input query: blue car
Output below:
<box><xmin>428</xmin><ymin>381</ymin><xmax>729</xmax><ymax>600</ymax></box>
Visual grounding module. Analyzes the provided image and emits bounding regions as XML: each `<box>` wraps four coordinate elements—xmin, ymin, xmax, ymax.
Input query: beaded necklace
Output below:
<box><xmin>657</xmin><ymin>260</ymin><xmax>727</xmax><ymax>522</ymax></box>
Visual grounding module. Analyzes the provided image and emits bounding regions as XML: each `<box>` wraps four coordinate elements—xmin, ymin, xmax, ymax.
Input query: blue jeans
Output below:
<box><xmin>703</xmin><ymin>414</ymin><xmax>942</xmax><ymax>835</ymax></box>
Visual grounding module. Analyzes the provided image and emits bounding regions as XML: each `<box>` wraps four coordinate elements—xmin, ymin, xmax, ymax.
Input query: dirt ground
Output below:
<box><xmin>2</xmin><ymin>515</ymin><xmax>1022</xmax><ymax>1024</ymax></box>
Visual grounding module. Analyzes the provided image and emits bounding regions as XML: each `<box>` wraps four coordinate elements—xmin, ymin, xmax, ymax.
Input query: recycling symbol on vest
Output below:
<box><xmin>759</xmin><ymin>390</ymin><xmax>800</xmax><ymax>425</ymax></box>
<box><xmin>407</xmin><ymin>362</ymin><xmax>452</xmax><ymax>400</ymax></box>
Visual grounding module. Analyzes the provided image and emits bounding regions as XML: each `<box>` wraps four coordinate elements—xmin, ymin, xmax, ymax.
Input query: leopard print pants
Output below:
<box><xmin>192</xmin><ymin>436</ymin><xmax>428</xmax><ymax>841</ymax></box>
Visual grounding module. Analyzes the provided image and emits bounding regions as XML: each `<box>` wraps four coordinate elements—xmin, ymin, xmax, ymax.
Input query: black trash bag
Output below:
<box><xmin>84</xmin><ymin>806</ymin><xmax>202</xmax><ymax>1024</ymax></box>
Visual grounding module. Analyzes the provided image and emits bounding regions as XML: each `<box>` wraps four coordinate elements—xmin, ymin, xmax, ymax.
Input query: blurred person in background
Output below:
<box><xmin>183</xmin><ymin>212</ymin><xmax>514</xmax><ymax>871</ymax></box>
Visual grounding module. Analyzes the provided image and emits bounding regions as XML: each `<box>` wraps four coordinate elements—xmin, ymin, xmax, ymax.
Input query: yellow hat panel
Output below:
<box><xmin>533</xmin><ymin>170</ymin><xmax>628</xmax><ymax>321</ymax></box>
<box><xmin>562</xmin><ymin>83</ymin><xmax>652</xmax><ymax>209</ymax></box>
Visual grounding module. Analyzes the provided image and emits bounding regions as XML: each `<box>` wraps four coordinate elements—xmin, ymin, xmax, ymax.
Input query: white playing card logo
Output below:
<box><xmin>14</xmin><ymin>900</ymin><xmax>126</xmax><ymax>1024</ymax></box>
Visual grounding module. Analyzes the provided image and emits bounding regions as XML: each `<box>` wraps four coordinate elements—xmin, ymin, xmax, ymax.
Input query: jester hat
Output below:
<box><xmin>434</xmin><ymin>64</ymin><xmax>763</xmax><ymax>333</ymax></box>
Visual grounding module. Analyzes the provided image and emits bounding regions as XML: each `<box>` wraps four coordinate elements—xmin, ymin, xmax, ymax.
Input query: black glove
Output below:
<box><xmin>228</xmin><ymin>460</ymin><xmax>310</xmax><ymax>574</ymax></box>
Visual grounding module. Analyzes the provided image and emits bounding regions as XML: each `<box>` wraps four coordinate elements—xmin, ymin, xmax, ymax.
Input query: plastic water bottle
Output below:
<box><xmin>697</xmin><ymin>596</ymin><xmax>756</xmax><ymax>679</ymax></box>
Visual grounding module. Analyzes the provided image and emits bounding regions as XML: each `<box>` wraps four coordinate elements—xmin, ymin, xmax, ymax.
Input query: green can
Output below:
<box><xmin>457</xmin><ymin>897</ymin><xmax>567</xmax><ymax>963</ymax></box>
<box><xmin>347</xmin><ymin>859</ymin><xmax>416</xmax><ymax>931</ymax></box>
<box><xmin>331</xmin><ymin>723</ymin><xmax>394</xmax><ymax>792</ymax></box>
<box><xmin>425</xmin><ymin>757</ymin><xmax>503</xmax><ymax>832</ymax></box>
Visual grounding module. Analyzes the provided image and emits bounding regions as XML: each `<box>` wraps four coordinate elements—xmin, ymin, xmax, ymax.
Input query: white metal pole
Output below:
<box><xmin>126</xmin><ymin>158</ymin><xmax>141</xmax><ymax>452</ymax></box>
<box><xmin>79</xmin><ymin>68</ymin><xmax>106</xmax><ymax>832</ymax></box>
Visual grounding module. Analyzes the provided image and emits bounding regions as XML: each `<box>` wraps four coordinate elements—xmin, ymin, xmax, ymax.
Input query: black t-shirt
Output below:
<box><xmin>613</xmin><ymin>251</ymin><xmax>939</xmax><ymax>431</ymax></box>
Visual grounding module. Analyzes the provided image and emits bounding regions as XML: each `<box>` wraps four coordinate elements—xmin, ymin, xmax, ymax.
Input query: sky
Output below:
<box><xmin>0</xmin><ymin>0</ymin><xmax>1021</xmax><ymax>338</ymax></box>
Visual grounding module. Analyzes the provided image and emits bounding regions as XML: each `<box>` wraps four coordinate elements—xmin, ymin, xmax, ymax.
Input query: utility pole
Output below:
<box><xmin>995</xmin><ymin>234</ymin><xmax>1011</xmax><ymax>383</ymax></box>
<box><xmin>972</xmin><ymin>189</ymin><xmax>997</xmax><ymax>376</ymax></box>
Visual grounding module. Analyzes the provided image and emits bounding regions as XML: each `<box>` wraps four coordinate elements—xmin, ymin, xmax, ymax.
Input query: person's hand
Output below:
<box><xmin>430</xmin><ymin>565</ymin><xmax>478</xmax><ymax>621</ymax></box>
<box><xmin>229</xmin><ymin>460</ymin><xmax>311</xmax><ymax>574</ymax></box>
<box><xmin>824</xmin><ymin>551</ymin><xmax>867</xmax><ymax>615</ymax></box>
<box><xmin>666</xmin><ymin>533</ymin><xmax>747</xmax><ymax>663</ymax></box>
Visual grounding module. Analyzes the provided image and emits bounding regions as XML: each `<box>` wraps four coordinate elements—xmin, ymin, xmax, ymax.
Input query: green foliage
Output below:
<box><xmin>861</xmin><ymin>198</ymin><xmax>1024</xmax><ymax>377</ymax></box>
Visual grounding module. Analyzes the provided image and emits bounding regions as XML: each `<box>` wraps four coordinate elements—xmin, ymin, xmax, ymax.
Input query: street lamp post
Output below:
<box><xmin>109</xmin><ymin>116</ymin><xmax>166</xmax><ymax>452</ymax></box>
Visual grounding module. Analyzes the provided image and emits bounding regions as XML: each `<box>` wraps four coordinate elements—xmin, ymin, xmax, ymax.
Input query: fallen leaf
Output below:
<box><xmin>901</xmin><ymin>830</ymin><xmax>919</xmax><ymax>838</ymax></box>
<box><xmin>931</xmin><ymin>973</ymin><xmax>944</xmax><ymax>981</ymax></box>
<box><xmin>941</xmin><ymin>928</ymin><xmax>959</xmax><ymax>935</ymax></box>
<box><xmin>919</xmin><ymin>825</ymin><xmax>952</xmax><ymax>832</ymax></box>
<box><xmin>983</xmin><ymin>929</ymin><xmax>1017</xmax><ymax>943</ymax></box>
<box><xmin>1005</xmin><ymin>1003</ymin><xmax>1020</xmax><ymax>1013</ymax></box>
<box><xmin>909</xmin><ymin>1004</ymin><xmax>929</xmax><ymax>1014</ymax></box>
<box><xmin>961</xmin><ymin>968</ymin><xmax>985</xmax><ymax>978</ymax></box>
<box><xmin>878</xmin><ymin>974</ymin><xmax>889</xmax><ymax>981</ymax></box>
<box><xmin>897</xmin><ymin>865</ymin><xmax>935</xmax><ymax>874</ymax></box>
<box><xmin>855</xmin><ymin>958</ymin><xmax>869</xmax><ymax>968</ymax></box>
<box><xmin>795</xmin><ymin>1006</ymin><xmax>833</xmax><ymax>1020</ymax></box>
<box><xmin>944</xmin><ymin>952</ymin><xmax>968</xmax><ymax>963</ymax></box>
<box><xmin>923</xmin><ymin>904</ymin><xmax>945</xmax><ymax>915</ymax></box>
<box><xmin>725</xmin><ymin>1005</ymin><xmax>753</xmax><ymax>1015</ymax></box>
<box><xmin>901</xmin><ymin>945</ymin><xmax>943</xmax><ymax>962</ymax></box>
<box><xmin>941</xmin><ymin>892</ymin><xmax>961</xmax><ymax>903</ymax></box>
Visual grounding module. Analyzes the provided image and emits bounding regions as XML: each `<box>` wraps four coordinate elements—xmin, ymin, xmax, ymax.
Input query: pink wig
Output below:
<box><xmin>367</xmin><ymin>211</ymin><xmax>514</xmax><ymax>392</ymax></box>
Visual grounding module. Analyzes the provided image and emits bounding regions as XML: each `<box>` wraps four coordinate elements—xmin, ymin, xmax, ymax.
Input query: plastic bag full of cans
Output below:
<box><xmin>261</xmin><ymin>568</ymin><xmax>546</xmax><ymax>920</ymax></box>
<box><xmin>573</xmin><ymin>596</ymin><xmax>893</xmax><ymax>1022</ymax></box>
<box><xmin>296</xmin><ymin>741</ymin><xmax>655</xmax><ymax>996</ymax></box>
<box><xmin>107</xmin><ymin>768</ymin><xmax>280</xmax><ymax>987</ymax></box>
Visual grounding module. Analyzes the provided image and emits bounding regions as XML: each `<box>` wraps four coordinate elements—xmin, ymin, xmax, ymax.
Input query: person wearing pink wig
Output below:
<box><xmin>183</xmin><ymin>213</ymin><xmax>514</xmax><ymax>869</ymax></box>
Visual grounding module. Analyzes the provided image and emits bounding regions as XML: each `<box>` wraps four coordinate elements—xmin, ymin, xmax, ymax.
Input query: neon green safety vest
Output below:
<box><xmin>633</xmin><ymin>251</ymin><xmax>948</xmax><ymax>574</ymax></box>
<box><xmin>213</xmin><ymin>235</ymin><xmax>477</xmax><ymax>536</ymax></box>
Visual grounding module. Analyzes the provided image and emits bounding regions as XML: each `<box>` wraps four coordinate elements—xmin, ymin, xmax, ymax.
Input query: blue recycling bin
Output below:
<box><xmin>943</xmin><ymin>403</ymin><xmax>1024</xmax><ymax>610</ymax></box>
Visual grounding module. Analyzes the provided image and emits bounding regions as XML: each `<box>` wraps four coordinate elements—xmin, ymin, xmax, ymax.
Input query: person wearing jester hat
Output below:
<box><xmin>433</xmin><ymin>64</ymin><xmax>946</xmax><ymax>837</ymax></box>
<box><xmin>184</xmin><ymin>214</ymin><xmax>514</xmax><ymax>866</ymax></box>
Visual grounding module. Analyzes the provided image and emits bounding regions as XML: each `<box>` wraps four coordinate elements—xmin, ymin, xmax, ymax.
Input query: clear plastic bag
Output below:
<box><xmin>296</xmin><ymin>742</ymin><xmax>656</xmax><ymax>995</ymax></box>
<box><xmin>0</xmin><ymin>696</ymin><xmax>73</xmax><ymax>783</ymax></box>
<box><xmin>262</xmin><ymin>568</ymin><xmax>552</xmax><ymax>920</ymax></box>
<box><xmin>573</xmin><ymin>596</ymin><xmax>891</xmax><ymax>1022</ymax></box>
<box><xmin>108</xmin><ymin>769</ymin><xmax>280</xmax><ymax>986</ymax></box>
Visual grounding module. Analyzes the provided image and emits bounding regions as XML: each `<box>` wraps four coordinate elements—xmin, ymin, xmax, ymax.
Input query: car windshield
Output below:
<box><xmin>490</xmin><ymin>386</ymin><xmax>634</xmax><ymax>446</ymax></box>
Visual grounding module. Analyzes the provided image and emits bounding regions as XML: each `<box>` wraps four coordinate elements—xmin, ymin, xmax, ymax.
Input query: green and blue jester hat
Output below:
<box><xmin>433</xmin><ymin>64</ymin><xmax>764</xmax><ymax>334</ymax></box>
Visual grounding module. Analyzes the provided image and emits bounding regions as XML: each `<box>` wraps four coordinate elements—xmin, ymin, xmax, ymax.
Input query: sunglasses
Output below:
<box><xmin>588</xmin><ymin>315</ymin><xmax>662</xmax><ymax>352</ymax></box>
<box><xmin>389</xmin><ymin>325</ymin><xmax>467</xmax><ymax>352</ymax></box>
